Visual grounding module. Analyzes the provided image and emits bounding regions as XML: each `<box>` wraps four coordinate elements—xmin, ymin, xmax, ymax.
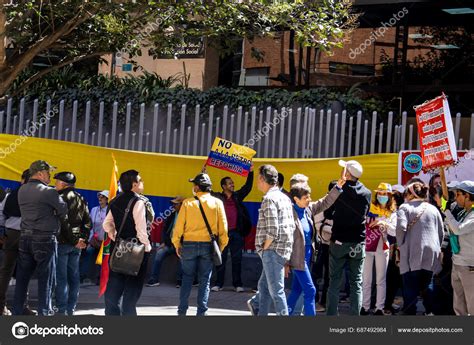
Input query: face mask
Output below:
<box><xmin>377</xmin><ymin>195</ymin><xmax>389</xmax><ymax>205</ymax></box>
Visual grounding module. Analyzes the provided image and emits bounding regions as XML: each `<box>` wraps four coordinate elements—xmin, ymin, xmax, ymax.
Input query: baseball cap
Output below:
<box><xmin>455</xmin><ymin>180</ymin><xmax>474</xmax><ymax>195</ymax></box>
<box><xmin>338</xmin><ymin>160</ymin><xmax>363</xmax><ymax>179</ymax></box>
<box><xmin>29</xmin><ymin>160</ymin><xmax>56</xmax><ymax>175</ymax></box>
<box><xmin>392</xmin><ymin>184</ymin><xmax>405</xmax><ymax>194</ymax></box>
<box><xmin>53</xmin><ymin>171</ymin><xmax>76</xmax><ymax>184</ymax></box>
<box><xmin>375</xmin><ymin>182</ymin><xmax>392</xmax><ymax>193</ymax></box>
<box><xmin>189</xmin><ymin>173</ymin><xmax>212</xmax><ymax>187</ymax></box>
<box><xmin>447</xmin><ymin>181</ymin><xmax>460</xmax><ymax>190</ymax></box>
<box><xmin>97</xmin><ymin>190</ymin><xmax>109</xmax><ymax>198</ymax></box>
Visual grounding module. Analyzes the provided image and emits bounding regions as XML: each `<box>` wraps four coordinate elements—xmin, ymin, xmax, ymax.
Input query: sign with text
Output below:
<box><xmin>414</xmin><ymin>94</ymin><xmax>457</xmax><ymax>171</ymax></box>
<box><xmin>158</xmin><ymin>38</ymin><xmax>205</xmax><ymax>59</ymax></box>
<box><xmin>206</xmin><ymin>137</ymin><xmax>256</xmax><ymax>177</ymax></box>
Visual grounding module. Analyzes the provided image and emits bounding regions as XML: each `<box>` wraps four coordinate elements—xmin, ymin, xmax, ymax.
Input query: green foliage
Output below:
<box><xmin>14</xmin><ymin>69</ymin><xmax>390</xmax><ymax>126</ymax></box>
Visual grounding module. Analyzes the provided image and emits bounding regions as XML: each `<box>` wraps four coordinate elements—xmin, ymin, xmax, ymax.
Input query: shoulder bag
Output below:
<box><xmin>109</xmin><ymin>197</ymin><xmax>145</xmax><ymax>276</ymax></box>
<box><xmin>195</xmin><ymin>196</ymin><xmax>222</xmax><ymax>266</ymax></box>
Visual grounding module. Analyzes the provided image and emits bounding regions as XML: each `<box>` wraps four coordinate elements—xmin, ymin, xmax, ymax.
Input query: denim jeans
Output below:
<box><xmin>256</xmin><ymin>249</ymin><xmax>288</xmax><ymax>316</ymax></box>
<box><xmin>0</xmin><ymin>229</ymin><xmax>29</xmax><ymax>310</ymax></box>
<box><xmin>80</xmin><ymin>245</ymin><xmax>100</xmax><ymax>281</ymax></box>
<box><xmin>55</xmin><ymin>244</ymin><xmax>81</xmax><ymax>315</ymax></box>
<box><xmin>150</xmin><ymin>245</ymin><xmax>182</xmax><ymax>282</ymax></box>
<box><xmin>215</xmin><ymin>230</ymin><xmax>244</xmax><ymax>288</ymax></box>
<box><xmin>178</xmin><ymin>242</ymin><xmax>213</xmax><ymax>316</ymax></box>
<box><xmin>402</xmin><ymin>269</ymin><xmax>434</xmax><ymax>315</ymax></box>
<box><xmin>104</xmin><ymin>253</ymin><xmax>149</xmax><ymax>315</ymax></box>
<box><xmin>13</xmin><ymin>234</ymin><xmax>57</xmax><ymax>315</ymax></box>
<box><xmin>326</xmin><ymin>241</ymin><xmax>365</xmax><ymax>316</ymax></box>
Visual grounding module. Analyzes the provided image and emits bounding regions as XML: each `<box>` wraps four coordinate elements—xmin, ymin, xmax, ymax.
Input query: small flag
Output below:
<box><xmin>97</xmin><ymin>154</ymin><xmax>119</xmax><ymax>297</ymax></box>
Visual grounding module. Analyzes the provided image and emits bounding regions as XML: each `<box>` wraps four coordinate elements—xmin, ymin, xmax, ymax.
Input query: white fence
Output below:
<box><xmin>1</xmin><ymin>98</ymin><xmax>473</xmax><ymax>157</ymax></box>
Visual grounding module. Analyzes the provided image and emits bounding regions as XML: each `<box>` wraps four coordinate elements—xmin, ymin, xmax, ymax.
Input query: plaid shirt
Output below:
<box><xmin>255</xmin><ymin>186</ymin><xmax>295</xmax><ymax>260</ymax></box>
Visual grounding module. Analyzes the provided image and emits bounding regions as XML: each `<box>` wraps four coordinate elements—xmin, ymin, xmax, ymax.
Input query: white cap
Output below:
<box><xmin>97</xmin><ymin>190</ymin><xmax>109</xmax><ymax>198</ymax></box>
<box><xmin>338</xmin><ymin>160</ymin><xmax>363</xmax><ymax>179</ymax></box>
<box><xmin>392</xmin><ymin>184</ymin><xmax>405</xmax><ymax>194</ymax></box>
<box><xmin>447</xmin><ymin>181</ymin><xmax>459</xmax><ymax>190</ymax></box>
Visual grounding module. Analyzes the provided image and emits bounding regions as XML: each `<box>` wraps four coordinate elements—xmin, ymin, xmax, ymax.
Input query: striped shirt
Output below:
<box><xmin>255</xmin><ymin>186</ymin><xmax>295</xmax><ymax>260</ymax></box>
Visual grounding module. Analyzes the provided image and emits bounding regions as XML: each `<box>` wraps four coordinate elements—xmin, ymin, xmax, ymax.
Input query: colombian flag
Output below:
<box><xmin>97</xmin><ymin>154</ymin><xmax>119</xmax><ymax>297</ymax></box>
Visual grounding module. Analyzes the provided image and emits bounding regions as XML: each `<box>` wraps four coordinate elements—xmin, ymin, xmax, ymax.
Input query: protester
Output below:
<box><xmin>146</xmin><ymin>196</ymin><xmax>185</xmax><ymax>287</ymax></box>
<box><xmin>383</xmin><ymin>184</ymin><xmax>404</xmax><ymax>315</ymax></box>
<box><xmin>0</xmin><ymin>170</ymin><xmax>36</xmax><ymax>316</ymax></box>
<box><xmin>361</xmin><ymin>183</ymin><xmax>396</xmax><ymax>316</ymax></box>
<box><xmin>287</xmin><ymin>177</ymin><xmax>344</xmax><ymax>316</ymax></box>
<box><xmin>54</xmin><ymin>172</ymin><xmax>91</xmax><ymax>315</ymax></box>
<box><xmin>326</xmin><ymin>160</ymin><xmax>371</xmax><ymax>316</ymax></box>
<box><xmin>444</xmin><ymin>181</ymin><xmax>474</xmax><ymax>316</ymax></box>
<box><xmin>103</xmin><ymin>170</ymin><xmax>152</xmax><ymax>315</ymax></box>
<box><xmin>396</xmin><ymin>181</ymin><xmax>443</xmax><ymax>315</ymax></box>
<box><xmin>80</xmin><ymin>190</ymin><xmax>109</xmax><ymax>284</ymax></box>
<box><xmin>313</xmin><ymin>180</ymin><xmax>338</xmax><ymax>313</ymax></box>
<box><xmin>172</xmin><ymin>173</ymin><xmax>228</xmax><ymax>316</ymax></box>
<box><xmin>13</xmin><ymin>161</ymin><xmax>68</xmax><ymax>315</ymax></box>
<box><xmin>248</xmin><ymin>165</ymin><xmax>295</xmax><ymax>316</ymax></box>
<box><xmin>211</xmin><ymin>168</ymin><xmax>253</xmax><ymax>292</ymax></box>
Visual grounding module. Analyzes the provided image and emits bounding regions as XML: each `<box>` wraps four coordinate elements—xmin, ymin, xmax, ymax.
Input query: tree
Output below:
<box><xmin>0</xmin><ymin>0</ymin><xmax>357</xmax><ymax>99</ymax></box>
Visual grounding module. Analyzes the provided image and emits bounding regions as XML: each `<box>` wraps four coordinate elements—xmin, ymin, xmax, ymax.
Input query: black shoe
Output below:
<box><xmin>374</xmin><ymin>309</ymin><xmax>384</xmax><ymax>316</ymax></box>
<box><xmin>360</xmin><ymin>307</ymin><xmax>370</xmax><ymax>315</ymax></box>
<box><xmin>23</xmin><ymin>307</ymin><xmax>37</xmax><ymax>316</ymax></box>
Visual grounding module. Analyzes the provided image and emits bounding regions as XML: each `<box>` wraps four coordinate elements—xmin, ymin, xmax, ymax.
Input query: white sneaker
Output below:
<box><xmin>211</xmin><ymin>286</ymin><xmax>223</xmax><ymax>292</ymax></box>
<box><xmin>235</xmin><ymin>286</ymin><xmax>244</xmax><ymax>293</ymax></box>
<box><xmin>8</xmin><ymin>278</ymin><xmax>15</xmax><ymax>286</ymax></box>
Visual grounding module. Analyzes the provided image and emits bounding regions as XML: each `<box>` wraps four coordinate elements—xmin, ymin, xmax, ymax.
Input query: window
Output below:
<box><xmin>242</xmin><ymin>67</ymin><xmax>270</xmax><ymax>86</ymax></box>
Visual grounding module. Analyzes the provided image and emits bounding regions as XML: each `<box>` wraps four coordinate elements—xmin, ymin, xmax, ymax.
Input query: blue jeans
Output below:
<box><xmin>326</xmin><ymin>241</ymin><xmax>365</xmax><ymax>316</ymax></box>
<box><xmin>150</xmin><ymin>245</ymin><xmax>182</xmax><ymax>282</ymax></box>
<box><xmin>13</xmin><ymin>234</ymin><xmax>57</xmax><ymax>315</ymax></box>
<box><xmin>402</xmin><ymin>269</ymin><xmax>434</xmax><ymax>315</ymax></box>
<box><xmin>104</xmin><ymin>252</ymin><xmax>149</xmax><ymax>315</ymax></box>
<box><xmin>80</xmin><ymin>245</ymin><xmax>100</xmax><ymax>280</ymax></box>
<box><xmin>256</xmin><ymin>249</ymin><xmax>288</xmax><ymax>316</ymax></box>
<box><xmin>215</xmin><ymin>230</ymin><xmax>244</xmax><ymax>288</ymax></box>
<box><xmin>55</xmin><ymin>244</ymin><xmax>81</xmax><ymax>315</ymax></box>
<box><xmin>287</xmin><ymin>246</ymin><xmax>316</xmax><ymax>316</ymax></box>
<box><xmin>178</xmin><ymin>242</ymin><xmax>213</xmax><ymax>316</ymax></box>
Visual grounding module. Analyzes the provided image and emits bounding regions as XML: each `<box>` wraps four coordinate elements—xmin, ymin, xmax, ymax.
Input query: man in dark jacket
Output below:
<box><xmin>13</xmin><ymin>160</ymin><xmax>68</xmax><ymax>316</ymax></box>
<box><xmin>54</xmin><ymin>171</ymin><xmax>91</xmax><ymax>315</ymax></box>
<box><xmin>0</xmin><ymin>169</ymin><xmax>36</xmax><ymax>315</ymax></box>
<box><xmin>326</xmin><ymin>160</ymin><xmax>371</xmax><ymax>316</ymax></box>
<box><xmin>211</xmin><ymin>168</ymin><xmax>253</xmax><ymax>292</ymax></box>
<box><xmin>146</xmin><ymin>196</ymin><xmax>184</xmax><ymax>287</ymax></box>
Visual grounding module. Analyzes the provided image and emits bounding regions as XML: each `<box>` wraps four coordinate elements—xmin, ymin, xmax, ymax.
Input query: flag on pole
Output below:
<box><xmin>97</xmin><ymin>154</ymin><xmax>119</xmax><ymax>297</ymax></box>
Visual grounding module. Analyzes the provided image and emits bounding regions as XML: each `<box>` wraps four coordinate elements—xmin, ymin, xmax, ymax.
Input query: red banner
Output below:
<box><xmin>414</xmin><ymin>94</ymin><xmax>457</xmax><ymax>171</ymax></box>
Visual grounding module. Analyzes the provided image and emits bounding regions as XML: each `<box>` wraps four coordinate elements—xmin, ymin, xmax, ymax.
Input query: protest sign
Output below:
<box><xmin>414</xmin><ymin>93</ymin><xmax>457</xmax><ymax>171</ymax></box>
<box><xmin>206</xmin><ymin>137</ymin><xmax>256</xmax><ymax>177</ymax></box>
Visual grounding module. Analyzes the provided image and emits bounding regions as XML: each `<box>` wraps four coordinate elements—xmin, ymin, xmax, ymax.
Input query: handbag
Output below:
<box><xmin>109</xmin><ymin>197</ymin><xmax>145</xmax><ymax>276</ymax></box>
<box><xmin>194</xmin><ymin>196</ymin><xmax>222</xmax><ymax>266</ymax></box>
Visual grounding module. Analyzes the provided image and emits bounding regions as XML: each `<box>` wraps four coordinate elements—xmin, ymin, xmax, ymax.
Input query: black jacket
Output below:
<box><xmin>211</xmin><ymin>171</ymin><xmax>253</xmax><ymax>236</ymax></box>
<box><xmin>3</xmin><ymin>188</ymin><xmax>21</xmax><ymax>218</ymax></box>
<box><xmin>331</xmin><ymin>180</ymin><xmax>371</xmax><ymax>244</ymax></box>
<box><xmin>58</xmin><ymin>187</ymin><xmax>91</xmax><ymax>246</ymax></box>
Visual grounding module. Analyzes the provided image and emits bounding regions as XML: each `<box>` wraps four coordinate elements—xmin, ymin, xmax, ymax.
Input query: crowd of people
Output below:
<box><xmin>0</xmin><ymin>158</ymin><xmax>472</xmax><ymax>316</ymax></box>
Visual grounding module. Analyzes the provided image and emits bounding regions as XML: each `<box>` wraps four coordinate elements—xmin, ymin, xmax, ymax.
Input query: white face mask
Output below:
<box><xmin>192</xmin><ymin>187</ymin><xmax>197</xmax><ymax>196</ymax></box>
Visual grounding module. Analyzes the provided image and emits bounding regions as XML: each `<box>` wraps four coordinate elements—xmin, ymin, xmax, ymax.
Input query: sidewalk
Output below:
<box><xmin>5</xmin><ymin>280</ymin><xmax>368</xmax><ymax>316</ymax></box>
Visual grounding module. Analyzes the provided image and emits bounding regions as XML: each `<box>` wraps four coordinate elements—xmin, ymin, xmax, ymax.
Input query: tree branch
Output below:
<box><xmin>10</xmin><ymin>51</ymin><xmax>110</xmax><ymax>97</ymax></box>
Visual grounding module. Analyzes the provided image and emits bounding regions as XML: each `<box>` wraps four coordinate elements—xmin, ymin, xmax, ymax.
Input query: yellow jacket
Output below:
<box><xmin>172</xmin><ymin>192</ymin><xmax>229</xmax><ymax>251</ymax></box>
